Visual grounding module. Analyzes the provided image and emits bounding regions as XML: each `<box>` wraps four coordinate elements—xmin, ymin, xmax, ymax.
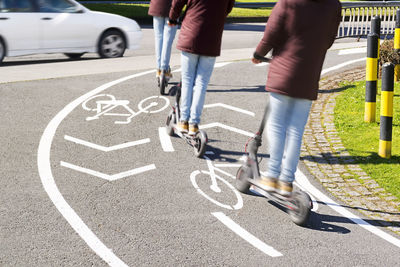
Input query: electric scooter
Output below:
<box><xmin>165</xmin><ymin>83</ymin><xmax>208</xmax><ymax>158</ymax></box>
<box><xmin>235</xmin><ymin>54</ymin><xmax>313</xmax><ymax>226</ymax></box>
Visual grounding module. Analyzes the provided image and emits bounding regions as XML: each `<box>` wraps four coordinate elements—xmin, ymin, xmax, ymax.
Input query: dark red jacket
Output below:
<box><xmin>148</xmin><ymin>0</ymin><xmax>172</xmax><ymax>17</ymax></box>
<box><xmin>255</xmin><ymin>0</ymin><xmax>341</xmax><ymax>100</ymax></box>
<box><xmin>170</xmin><ymin>0</ymin><xmax>235</xmax><ymax>57</ymax></box>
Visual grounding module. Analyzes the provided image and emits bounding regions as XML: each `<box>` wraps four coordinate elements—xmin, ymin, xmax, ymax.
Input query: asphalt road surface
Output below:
<box><xmin>1</xmin><ymin>24</ymin><xmax>399</xmax><ymax>266</ymax></box>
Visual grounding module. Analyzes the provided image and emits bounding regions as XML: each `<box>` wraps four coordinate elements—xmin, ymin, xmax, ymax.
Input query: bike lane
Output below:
<box><xmin>36</xmin><ymin>56</ymin><xmax>400</xmax><ymax>266</ymax></box>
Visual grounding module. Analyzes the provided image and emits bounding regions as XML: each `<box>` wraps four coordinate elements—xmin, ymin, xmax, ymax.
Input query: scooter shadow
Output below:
<box><xmin>244</xmin><ymin>189</ymin><xmax>351</xmax><ymax>233</ymax></box>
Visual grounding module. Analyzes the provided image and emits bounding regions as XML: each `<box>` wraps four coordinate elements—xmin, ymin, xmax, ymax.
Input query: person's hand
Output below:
<box><xmin>252</xmin><ymin>57</ymin><xmax>262</xmax><ymax>64</ymax></box>
<box><xmin>168</xmin><ymin>19</ymin><xmax>177</xmax><ymax>26</ymax></box>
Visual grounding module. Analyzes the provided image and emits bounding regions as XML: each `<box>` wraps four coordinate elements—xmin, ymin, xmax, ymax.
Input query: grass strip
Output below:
<box><xmin>334</xmin><ymin>80</ymin><xmax>400</xmax><ymax>200</ymax></box>
<box><xmin>82</xmin><ymin>3</ymin><xmax>271</xmax><ymax>19</ymax></box>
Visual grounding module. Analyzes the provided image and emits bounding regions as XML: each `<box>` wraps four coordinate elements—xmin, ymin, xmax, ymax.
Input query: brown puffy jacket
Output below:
<box><xmin>170</xmin><ymin>0</ymin><xmax>235</xmax><ymax>57</ymax></box>
<box><xmin>148</xmin><ymin>0</ymin><xmax>172</xmax><ymax>17</ymax></box>
<box><xmin>255</xmin><ymin>0</ymin><xmax>341</xmax><ymax>100</ymax></box>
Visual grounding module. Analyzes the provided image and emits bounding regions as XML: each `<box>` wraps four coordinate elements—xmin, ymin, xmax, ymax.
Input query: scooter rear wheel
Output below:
<box><xmin>288</xmin><ymin>191</ymin><xmax>311</xmax><ymax>226</ymax></box>
<box><xmin>193</xmin><ymin>130</ymin><xmax>207</xmax><ymax>158</ymax></box>
<box><xmin>235</xmin><ymin>166</ymin><xmax>252</xmax><ymax>193</ymax></box>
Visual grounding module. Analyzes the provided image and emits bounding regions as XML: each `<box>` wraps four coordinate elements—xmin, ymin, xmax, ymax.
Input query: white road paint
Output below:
<box><xmin>200</xmin><ymin>122</ymin><xmax>255</xmax><ymax>137</ymax></box>
<box><xmin>60</xmin><ymin>161</ymin><xmax>156</xmax><ymax>181</ymax></box>
<box><xmin>338</xmin><ymin>47</ymin><xmax>367</xmax><ymax>55</ymax></box>
<box><xmin>255</xmin><ymin>62</ymin><xmax>270</xmax><ymax>67</ymax></box>
<box><xmin>214</xmin><ymin>62</ymin><xmax>232</xmax><ymax>68</ymax></box>
<box><xmin>321</xmin><ymin>57</ymin><xmax>366</xmax><ymax>75</ymax></box>
<box><xmin>64</xmin><ymin>135</ymin><xmax>150</xmax><ymax>152</ymax></box>
<box><xmin>191</xmin><ymin>170</ymin><xmax>243</xmax><ymax>210</ymax></box>
<box><xmin>295</xmin><ymin>169</ymin><xmax>400</xmax><ymax>248</ymax></box>
<box><xmin>38</xmin><ymin>69</ymin><xmax>154</xmax><ymax>267</ymax></box>
<box><xmin>158</xmin><ymin>127</ymin><xmax>174</xmax><ymax>152</ymax></box>
<box><xmin>212</xmin><ymin>212</ymin><xmax>283</xmax><ymax>257</ymax></box>
<box><xmin>204</xmin><ymin>103</ymin><xmax>255</xmax><ymax>117</ymax></box>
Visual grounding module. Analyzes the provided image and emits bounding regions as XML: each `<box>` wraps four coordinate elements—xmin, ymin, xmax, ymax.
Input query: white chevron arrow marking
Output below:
<box><xmin>60</xmin><ymin>161</ymin><xmax>156</xmax><ymax>181</ymax></box>
<box><xmin>64</xmin><ymin>135</ymin><xmax>150</xmax><ymax>152</ymax></box>
<box><xmin>203</xmin><ymin>103</ymin><xmax>255</xmax><ymax>117</ymax></box>
<box><xmin>200</xmin><ymin>122</ymin><xmax>255</xmax><ymax>137</ymax></box>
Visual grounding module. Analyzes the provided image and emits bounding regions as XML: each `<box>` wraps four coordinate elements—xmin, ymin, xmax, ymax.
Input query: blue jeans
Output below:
<box><xmin>153</xmin><ymin>16</ymin><xmax>177</xmax><ymax>70</ymax></box>
<box><xmin>264</xmin><ymin>92</ymin><xmax>312</xmax><ymax>183</ymax></box>
<box><xmin>180</xmin><ymin>51</ymin><xmax>216</xmax><ymax>124</ymax></box>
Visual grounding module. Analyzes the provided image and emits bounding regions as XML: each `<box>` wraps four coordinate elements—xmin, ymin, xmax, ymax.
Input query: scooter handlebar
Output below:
<box><xmin>253</xmin><ymin>52</ymin><xmax>271</xmax><ymax>62</ymax></box>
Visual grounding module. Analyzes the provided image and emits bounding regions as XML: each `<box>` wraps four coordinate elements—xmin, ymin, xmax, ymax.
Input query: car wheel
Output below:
<box><xmin>0</xmin><ymin>39</ymin><xmax>5</xmax><ymax>64</ymax></box>
<box><xmin>98</xmin><ymin>30</ymin><xmax>126</xmax><ymax>58</ymax></box>
<box><xmin>64</xmin><ymin>53</ymin><xmax>85</xmax><ymax>59</ymax></box>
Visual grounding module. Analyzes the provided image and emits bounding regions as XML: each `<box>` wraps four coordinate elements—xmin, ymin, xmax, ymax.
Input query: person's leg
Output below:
<box><xmin>153</xmin><ymin>16</ymin><xmax>164</xmax><ymax>76</ymax></box>
<box><xmin>160</xmin><ymin>17</ymin><xmax>177</xmax><ymax>77</ymax></box>
<box><xmin>179</xmin><ymin>51</ymin><xmax>198</xmax><ymax>131</ymax></box>
<box><xmin>188</xmin><ymin>55</ymin><xmax>216</xmax><ymax>128</ymax></box>
<box><xmin>279</xmin><ymin>97</ymin><xmax>312</xmax><ymax>184</ymax></box>
<box><xmin>264</xmin><ymin>92</ymin><xmax>290</xmax><ymax>180</ymax></box>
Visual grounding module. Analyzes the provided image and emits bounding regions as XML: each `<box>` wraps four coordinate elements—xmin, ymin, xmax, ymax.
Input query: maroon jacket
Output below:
<box><xmin>170</xmin><ymin>0</ymin><xmax>235</xmax><ymax>57</ymax></box>
<box><xmin>148</xmin><ymin>0</ymin><xmax>172</xmax><ymax>17</ymax></box>
<box><xmin>255</xmin><ymin>0</ymin><xmax>341</xmax><ymax>100</ymax></box>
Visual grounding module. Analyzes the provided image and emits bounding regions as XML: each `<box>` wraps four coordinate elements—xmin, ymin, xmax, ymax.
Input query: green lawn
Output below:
<box><xmin>334</xmin><ymin>80</ymin><xmax>400</xmax><ymax>200</ymax></box>
<box><xmin>82</xmin><ymin>3</ymin><xmax>272</xmax><ymax>19</ymax></box>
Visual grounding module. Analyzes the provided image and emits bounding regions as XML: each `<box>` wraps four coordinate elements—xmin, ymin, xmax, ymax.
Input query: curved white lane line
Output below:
<box><xmin>321</xmin><ymin>57</ymin><xmax>366</xmax><ymax>75</ymax></box>
<box><xmin>296</xmin><ymin>170</ymin><xmax>400</xmax><ymax>248</ymax></box>
<box><xmin>37</xmin><ymin>69</ymin><xmax>154</xmax><ymax>267</ymax></box>
<box><xmin>212</xmin><ymin>212</ymin><xmax>283</xmax><ymax>257</ymax></box>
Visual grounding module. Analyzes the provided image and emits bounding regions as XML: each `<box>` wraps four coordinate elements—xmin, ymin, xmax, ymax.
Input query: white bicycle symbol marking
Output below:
<box><xmin>82</xmin><ymin>94</ymin><xmax>169</xmax><ymax>124</ymax></box>
<box><xmin>190</xmin><ymin>153</ymin><xmax>243</xmax><ymax>210</ymax></box>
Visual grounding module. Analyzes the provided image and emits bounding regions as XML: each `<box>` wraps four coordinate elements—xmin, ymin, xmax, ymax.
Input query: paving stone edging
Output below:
<box><xmin>301</xmin><ymin>66</ymin><xmax>400</xmax><ymax>235</ymax></box>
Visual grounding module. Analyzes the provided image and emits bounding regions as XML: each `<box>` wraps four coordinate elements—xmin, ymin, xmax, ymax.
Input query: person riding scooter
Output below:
<box><xmin>252</xmin><ymin>0</ymin><xmax>341</xmax><ymax>196</ymax></box>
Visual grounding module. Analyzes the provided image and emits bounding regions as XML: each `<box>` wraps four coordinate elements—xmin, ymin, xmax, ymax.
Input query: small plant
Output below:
<box><xmin>379</xmin><ymin>39</ymin><xmax>400</xmax><ymax>66</ymax></box>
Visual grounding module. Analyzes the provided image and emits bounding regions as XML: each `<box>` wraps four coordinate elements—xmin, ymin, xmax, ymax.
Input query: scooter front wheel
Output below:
<box><xmin>159</xmin><ymin>73</ymin><xmax>167</xmax><ymax>95</ymax></box>
<box><xmin>235</xmin><ymin>166</ymin><xmax>252</xmax><ymax>193</ymax></box>
<box><xmin>193</xmin><ymin>130</ymin><xmax>207</xmax><ymax>158</ymax></box>
<box><xmin>288</xmin><ymin>191</ymin><xmax>312</xmax><ymax>226</ymax></box>
<box><xmin>166</xmin><ymin>111</ymin><xmax>175</xmax><ymax>136</ymax></box>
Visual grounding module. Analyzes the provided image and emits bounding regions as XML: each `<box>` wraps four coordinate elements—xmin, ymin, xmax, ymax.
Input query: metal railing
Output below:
<box><xmin>339</xmin><ymin>2</ymin><xmax>400</xmax><ymax>38</ymax></box>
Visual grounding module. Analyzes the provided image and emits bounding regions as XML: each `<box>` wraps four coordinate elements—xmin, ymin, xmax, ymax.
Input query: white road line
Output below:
<box><xmin>338</xmin><ymin>47</ymin><xmax>367</xmax><ymax>55</ymax></box>
<box><xmin>64</xmin><ymin>135</ymin><xmax>150</xmax><ymax>152</ymax></box>
<box><xmin>60</xmin><ymin>161</ymin><xmax>156</xmax><ymax>181</ymax></box>
<box><xmin>200</xmin><ymin>122</ymin><xmax>254</xmax><ymax>137</ymax></box>
<box><xmin>38</xmin><ymin>69</ymin><xmax>154</xmax><ymax>267</ymax></box>
<box><xmin>212</xmin><ymin>212</ymin><xmax>283</xmax><ymax>257</ymax></box>
<box><xmin>296</xmin><ymin>169</ymin><xmax>400</xmax><ymax>248</ymax></box>
<box><xmin>321</xmin><ymin>57</ymin><xmax>366</xmax><ymax>75</ymax></box>
<box><xmin>214</xmin><ymin>62</ymin><xmax>232</xmax><ymax>68</ymax></box>
<box><xmin>255</xmin><ymin>62</ymin><xmax>270</xmax><ymax>67</ymax></box>
<box><xmin>204</xmin><ymin>103</ymin><xmax>255</xmax><ymax>117</ymax></box>
<box><xmin>158</xmin><ymin>127</ymin><xmax>174</xmax><ymax>152</ymax></box>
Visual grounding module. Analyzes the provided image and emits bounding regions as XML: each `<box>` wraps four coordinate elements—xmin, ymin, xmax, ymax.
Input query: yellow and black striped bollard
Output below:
<box><xmin>379</xmin><ymin>63</ymin><xmax>394</xmax><ymax>159</ymax></box>
<box><xmin>372</xmin><ymin>16</ymin><xmax>381</xmax><ymax>77</ymax></box>
<box><xmin>365</xmin><ymin>33</ymin><xmax>379</xmax><ymax>123</ymax></box>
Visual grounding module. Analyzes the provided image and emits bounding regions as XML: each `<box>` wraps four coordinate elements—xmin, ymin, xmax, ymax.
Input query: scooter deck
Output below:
<box><xmin>249</xmin><ymin>180</ymin><xmax>295</xmax><ymax>208</ymax></box>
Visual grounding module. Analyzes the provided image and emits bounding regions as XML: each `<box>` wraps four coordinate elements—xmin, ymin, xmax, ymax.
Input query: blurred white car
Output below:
<box><xmin>0</xmin><ymin>0</ymin><xmax>142</xmax><ymax>62</ymax></box>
